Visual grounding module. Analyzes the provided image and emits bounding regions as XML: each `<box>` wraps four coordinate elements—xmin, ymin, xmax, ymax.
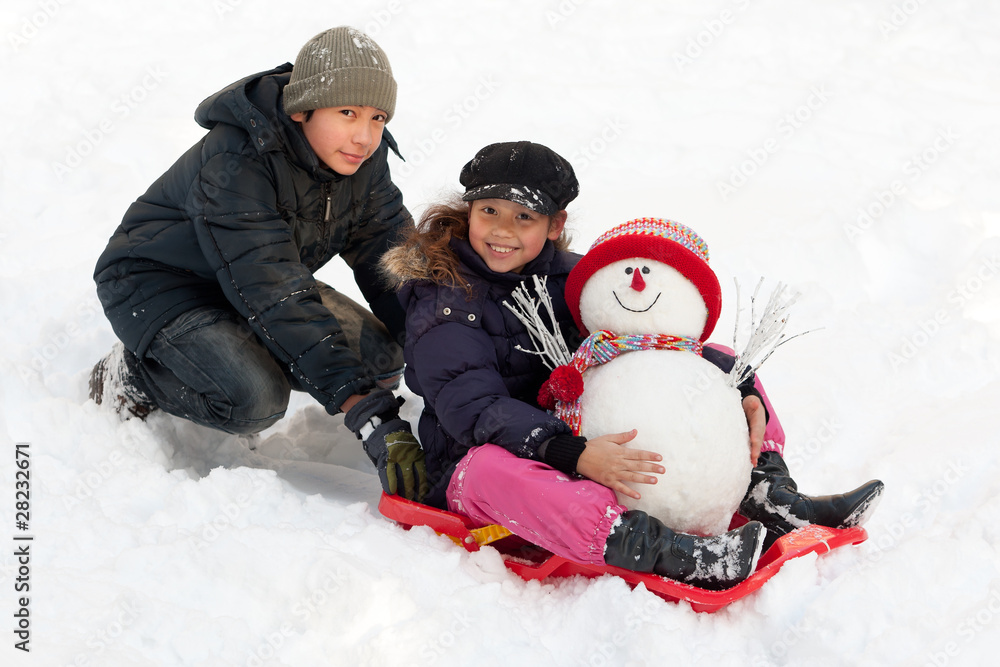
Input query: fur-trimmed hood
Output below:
<box><xmin>379</xmin><ymin>243</ymin><xmax>434</xmax><ymax>289</ymax></box>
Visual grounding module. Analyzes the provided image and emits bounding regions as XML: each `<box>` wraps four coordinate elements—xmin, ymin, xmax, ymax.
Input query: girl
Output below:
<box><xmin>381</xmin><ymin>141</ymin><xmax>765</xmax><ymax>589</ymax></box>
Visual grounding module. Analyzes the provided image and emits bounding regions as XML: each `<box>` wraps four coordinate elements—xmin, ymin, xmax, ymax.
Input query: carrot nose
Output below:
<box><xmin>630</xmin><ymin>268</ymin><xmax>646</xmax><ymax>291</ymax></box>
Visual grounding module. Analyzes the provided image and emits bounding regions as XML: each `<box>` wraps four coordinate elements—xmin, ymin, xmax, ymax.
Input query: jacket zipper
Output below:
<box><xmin>317</xmin><ymin>184</ymin><xmax>333</xmax><ymax>265</ymax></box>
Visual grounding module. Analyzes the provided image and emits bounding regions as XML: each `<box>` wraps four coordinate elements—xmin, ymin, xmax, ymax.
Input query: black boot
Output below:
<box><xmin>739</xmin><ymin>451</ymin><xmax>884</xmax><ymax>548</ymax></box>
<box><xmin>89</xmin><ymin>343</ymin><xmax>158</xmax><ymax>420</ymax></box>
<box><xmin>604</xmin><ymin>510</ymin><xmax>765</xmax><ymax>590</ymax></box>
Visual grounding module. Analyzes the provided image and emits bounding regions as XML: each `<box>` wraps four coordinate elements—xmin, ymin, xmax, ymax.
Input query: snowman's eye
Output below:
<box><xmin>625</xmin><ymin>267</ymin><xmax>633</xmax><ymax>275</ymax></box>
<box><xmin>642</xmin><ymin>266</ymin><xmax>650</xmax><ymax>274</ymax></box>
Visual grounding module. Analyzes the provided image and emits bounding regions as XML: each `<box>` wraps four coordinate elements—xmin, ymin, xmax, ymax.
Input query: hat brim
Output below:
<box><xmin>462</xmin><ymin>184</ymin><xmax>558</xmax><ymax>215</ymax></box>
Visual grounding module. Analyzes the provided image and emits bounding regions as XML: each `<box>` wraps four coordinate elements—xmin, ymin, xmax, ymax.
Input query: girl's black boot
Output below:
<box><xmin>604</xmin><ymin>510</ymin><xmax>765</xmax><ymax>590</ymax></box>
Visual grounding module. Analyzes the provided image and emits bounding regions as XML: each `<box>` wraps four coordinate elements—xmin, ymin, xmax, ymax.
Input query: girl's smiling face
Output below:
<box><xmin>467</xmin><ymin>198</ymin><xmax>567</xmax><ymax>274</ymax></box>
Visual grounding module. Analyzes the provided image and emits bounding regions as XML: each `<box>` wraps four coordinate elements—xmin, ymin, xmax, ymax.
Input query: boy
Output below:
<box><xmin>91</xmin><ymin>27</ymin><xmax>427</xmax><ymax>501</ymax></box>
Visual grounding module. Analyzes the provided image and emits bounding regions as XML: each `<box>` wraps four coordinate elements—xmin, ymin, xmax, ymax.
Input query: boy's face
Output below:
<box><xmin>290</xmin><ymin>106</ymin><xmax>386</xmax><ymax>175</ymax></box>
<box><xmin>467</xmin><ymin>198</ymin><xmax>567</xmax><ymax>274</ymax></box>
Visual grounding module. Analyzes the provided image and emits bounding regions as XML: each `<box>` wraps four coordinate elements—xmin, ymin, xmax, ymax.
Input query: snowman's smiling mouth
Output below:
<box><xmin>613</xmin><ymin>291</ymin><xmax>661</xmax><ymax>313</ymax></box>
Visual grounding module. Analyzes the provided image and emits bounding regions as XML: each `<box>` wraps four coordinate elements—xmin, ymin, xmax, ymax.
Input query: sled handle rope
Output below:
<box><xmin>445</xmin><ymin>523</ymin><xmax>513</xmax><ymax>548</ymax></box>
<box><xmin>378</xmin><ymin>494</ymin><xmax>513</xmax><ymax>551</ymax></box>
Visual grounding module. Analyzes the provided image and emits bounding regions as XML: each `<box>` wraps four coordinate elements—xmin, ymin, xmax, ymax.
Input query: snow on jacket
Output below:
<box><xmin>94</xmin><ymin>63</ymin><xmax>413</xmax><ymax>411</ymax></box>
<box><xmin>382</xmin><ymin>237</ymin><xmax>583</xmax><ymax>508</ymax></box>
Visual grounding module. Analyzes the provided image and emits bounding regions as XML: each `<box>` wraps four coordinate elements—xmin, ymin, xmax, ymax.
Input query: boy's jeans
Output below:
<box><xmin>133</xmin><ymin>284</ymin><xmax>403</xmax><ymax>434</ymax></box>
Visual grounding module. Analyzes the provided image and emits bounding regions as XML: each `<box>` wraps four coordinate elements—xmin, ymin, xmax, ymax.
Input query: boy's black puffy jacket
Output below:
<box><xmin>384</xmin><ymin>238</ymin><xmax>583</xmax><ymax>508</ymax></box>
<box><xmin>94</xmin><ymin>64</ymin><xmax>413</xmax><ymax>412</ymax></box>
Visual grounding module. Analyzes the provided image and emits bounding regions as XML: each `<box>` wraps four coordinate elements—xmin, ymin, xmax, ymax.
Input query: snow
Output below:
<box><xmin>3</xmin><ymin>0</ymin><xmax>1000</xmax><ymax>665</ymax></box>
<box><xmin>578</xmin><ymin>259</ymin><xmax>709</xmax><ymax>337</ymax></box>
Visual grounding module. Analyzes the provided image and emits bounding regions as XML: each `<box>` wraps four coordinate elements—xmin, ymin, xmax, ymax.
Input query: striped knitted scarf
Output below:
<box><xmin>538</xmin><ymin>329</ymin><xmax>703</xmax><ymax>436</ymax></box>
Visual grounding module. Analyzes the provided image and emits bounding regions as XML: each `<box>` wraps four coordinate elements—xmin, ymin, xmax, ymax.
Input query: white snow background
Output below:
<box><xmin>3</xmin><ymin>1</ymin><xmax>1000</xmax><ymax>665</ymax></box>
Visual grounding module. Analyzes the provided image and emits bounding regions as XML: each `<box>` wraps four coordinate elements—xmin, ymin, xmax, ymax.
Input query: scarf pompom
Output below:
<box><xmin>538</xmin><ymin>364</ymin><xmax>585</xmax><ymax>410</ymax></box>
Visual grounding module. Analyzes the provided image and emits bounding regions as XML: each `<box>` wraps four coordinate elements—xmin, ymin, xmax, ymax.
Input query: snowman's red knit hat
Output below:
<box><xmin>565</xmin><ymin>218</ymin><xmax>722</xmax><ymax>341</ymax></box>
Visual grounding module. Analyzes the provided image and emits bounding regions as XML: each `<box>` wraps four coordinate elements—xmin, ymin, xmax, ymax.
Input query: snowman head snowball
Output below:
<box><xmin>565</xmin><ymin>218</ymin><xmax>722</xmax><ymax>340</ymax></box>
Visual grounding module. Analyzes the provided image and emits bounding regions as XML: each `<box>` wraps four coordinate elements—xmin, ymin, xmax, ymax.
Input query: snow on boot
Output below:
<box><xmin>604</xmin><ymin>510</ymin><xmax>766</xmax><ymax>590</ymax></box>
<box><xmin>739</xmin><ymin>451</ymin><xmax>884</xmax><ymax>548</ymax></box>
<box><xmin>89</xmin><ymin>343</ymin><xmax>158</xmax><ymax>420</ymax></box>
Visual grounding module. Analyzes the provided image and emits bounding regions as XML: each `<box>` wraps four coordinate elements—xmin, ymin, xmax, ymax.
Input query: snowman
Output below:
<box><xmin>541</xmin><ymin>218</ymin><xmax>752</xmax><ymax>536</ymax></box>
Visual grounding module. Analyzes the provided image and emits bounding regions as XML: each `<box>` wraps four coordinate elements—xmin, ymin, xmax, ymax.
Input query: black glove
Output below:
<box><xmin>344</xmin><ymin>389</ymin><xmax>429</xmax><ymax>502</ymax></box>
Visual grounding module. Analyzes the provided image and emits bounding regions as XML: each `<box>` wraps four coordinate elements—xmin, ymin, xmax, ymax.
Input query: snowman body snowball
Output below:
<box><xmin>560</xmin><ymin>219</ymin><xmax>752</xmax><ymax>536</ymax></box>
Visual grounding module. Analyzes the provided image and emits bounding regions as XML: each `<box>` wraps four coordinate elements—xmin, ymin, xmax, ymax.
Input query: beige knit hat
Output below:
<box><xmin>283</xmin><ymin>27</ymin><xmax>397</xmax><ymax>121</ymax></box>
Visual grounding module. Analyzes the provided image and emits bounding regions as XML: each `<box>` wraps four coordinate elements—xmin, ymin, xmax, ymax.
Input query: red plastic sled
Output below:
<box><xmin>378</xmin><ymin>492</ymin><xmax>868</xmax><ymax>613</ymax></box>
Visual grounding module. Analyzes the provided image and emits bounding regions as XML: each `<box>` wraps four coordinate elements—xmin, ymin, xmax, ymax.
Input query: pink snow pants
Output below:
<box><xmin>447</xmin><ymin>444</ymin><xmax>626</xmax><ymax>564</ymax></box>
<box><xmin>446</xmin><ymin>352</ymin><xmax>786</xmax><ymax>564</ymax></box>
